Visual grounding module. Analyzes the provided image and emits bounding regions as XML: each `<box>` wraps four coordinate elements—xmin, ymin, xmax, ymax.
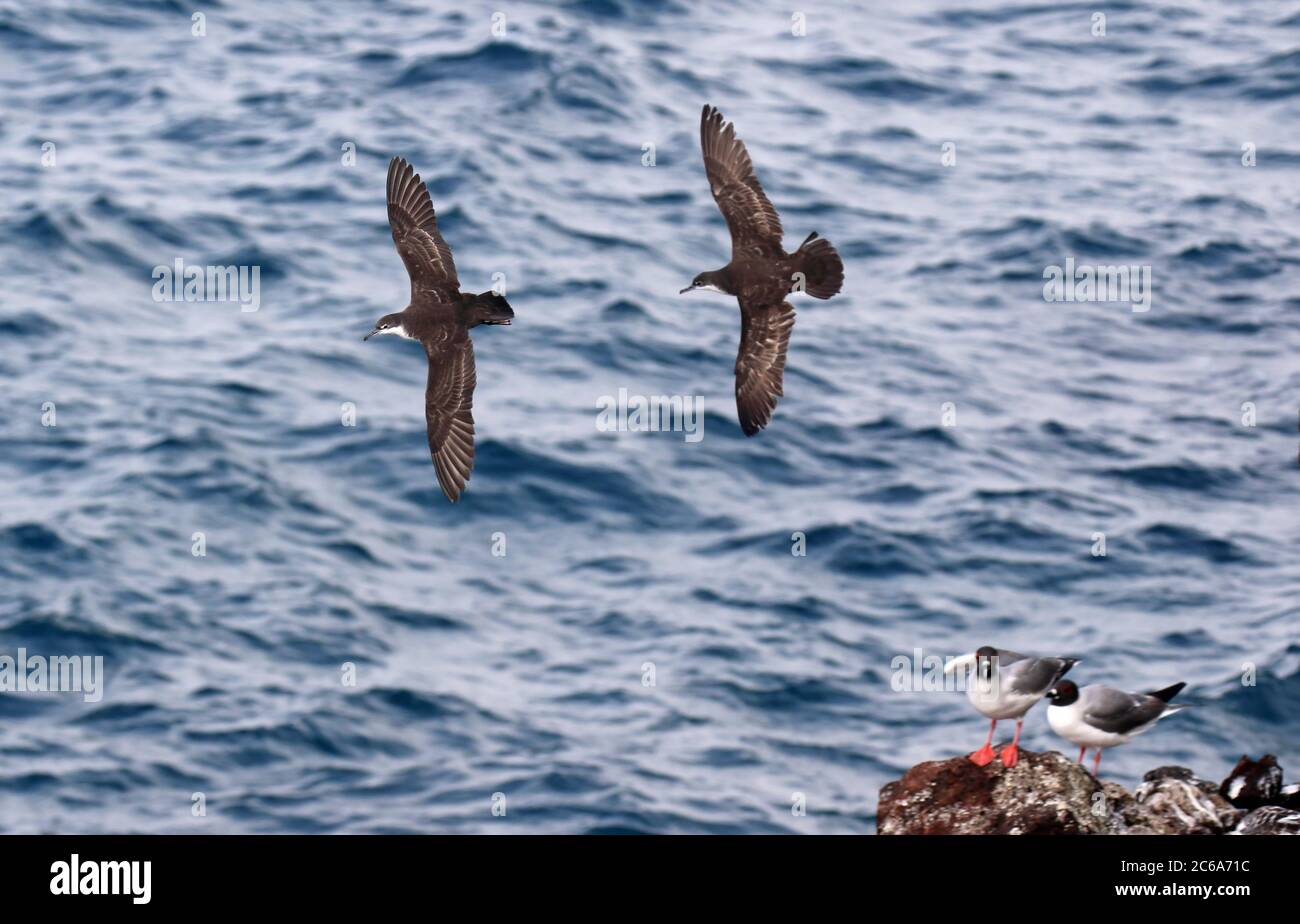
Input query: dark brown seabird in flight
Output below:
<box><xmin>682</xmin><ymin>105</ymin><xmax>844</xmax><ymax>436</ymax></box>
<box><xmin>364</xmin><ymin>156</ymin><xmax>514</xmax><ymax>502</ymax></box>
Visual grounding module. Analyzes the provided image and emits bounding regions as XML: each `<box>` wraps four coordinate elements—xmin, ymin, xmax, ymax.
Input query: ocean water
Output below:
<box><xmin>1</xmin><ymin>0</ymin><xmax>1298</xmax><ymax>834</ymax></box>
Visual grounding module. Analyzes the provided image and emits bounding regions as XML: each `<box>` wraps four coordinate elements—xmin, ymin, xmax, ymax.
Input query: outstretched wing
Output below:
<box><xmin>425</xmin><ymin>335</ymin><xmax>476</xmax><ymax>502</ymax></box>
<box><xmin>700</xmin><ymin>105</ymin><xmax>785</xmax><ymax>260</ymax></box>
<box><xmin>734</xmin><ymin>299</ymin><xmax>795</xmax><ymax>436</ymax></box>
<box><xmin>388</xmin><ymin>156</ymin><xmax>460</xmax><ymax>302</ymax></box>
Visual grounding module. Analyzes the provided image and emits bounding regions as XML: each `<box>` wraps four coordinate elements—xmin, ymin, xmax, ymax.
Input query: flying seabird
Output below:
<box><xmin>1046</xmin><ymin>679</ymin><xmax>1188</xmax><ymax>777</ymax></box>
<box><xmin>681</xmin><ymin>104</ymin><xmax>844</xmax><ymax>436</ymax></box>
<box><xmin>364</xmin><ymin>156</ymin><xmax>514</xmax><ymax>502</ymax></box>
<box><xmin>944</xmin><ymin>646</ymin><xmax>1078</xmax><ymax>768</ymax></box>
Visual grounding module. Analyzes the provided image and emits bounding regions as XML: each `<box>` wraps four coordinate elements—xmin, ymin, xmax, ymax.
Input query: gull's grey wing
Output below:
<box><xmin>734</xmin><ymin>299</ymin><xmax>795</xmax><ymax>436</ymax></box>
<box><xmin>1005</xmin><ymin>655</ymin><xmax>1078</xmax><ymax>697</ymax></box>
<box><xmin>388</xmin><ymin>156</ymin><xmax>460</xmax><ymax>302</ymax></box>
<box><xmin>425</xmin><ymin>334</ymin><xmax>476</xmax><ymax>502</ymax></box>
<box><xmin>1081</xmin><ymin>686</ymin><xmax>1168</xmax><ymax>735</ymax></box>
<box><xmin>700</xmin><ymin>105</ymin><xmax>785</xmax><ymax>261</ymax></box>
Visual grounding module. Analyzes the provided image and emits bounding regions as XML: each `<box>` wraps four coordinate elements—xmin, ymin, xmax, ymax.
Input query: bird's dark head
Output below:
<box><xmin>975</xmin><ymin>645</ymin><xmax>998</xmax><ymax>682</ymax></box>
<box><xmin>364</xmin><ymin>312</ymin><xmax>408</xmax><ymax>341</ymax></box>
<box><xmin>1047</xmin><ymin>680</ymin><xmax>1079</xmax><ymax>706</ymax></box>
<box><xmin>680</xmin><ymin>270</ymin><xmax>727</xmax><ymax>295</ymax></box>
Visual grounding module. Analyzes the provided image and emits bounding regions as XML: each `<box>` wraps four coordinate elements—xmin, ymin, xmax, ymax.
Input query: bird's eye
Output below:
<box><xmin>694</xmin><ymin>281</ymin><xmax>703</xmax><ymax>287</ymax></box>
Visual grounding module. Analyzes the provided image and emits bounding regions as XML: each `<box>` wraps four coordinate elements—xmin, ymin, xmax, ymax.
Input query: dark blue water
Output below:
<box><xmin>1</xmin><ymin>0</ymin><xmax>1298</xmax><ymax>833</ymax></box>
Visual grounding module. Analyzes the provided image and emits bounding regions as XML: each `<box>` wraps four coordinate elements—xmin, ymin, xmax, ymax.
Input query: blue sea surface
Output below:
<box><xmin>0</xmin><ymin>0</ymin><xmax>1298</xmax><ymax>833</ymax></box>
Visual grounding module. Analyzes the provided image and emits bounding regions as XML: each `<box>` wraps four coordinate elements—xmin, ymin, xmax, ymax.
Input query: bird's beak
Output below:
<box><xmin>944</xmin><ymin>652</ymin><xmax>977</xmax><ymax>676</ymax></box>
<box><xmin>679</xmin><ymin>285</ymin><xmax>693</xmax><ymax>295</ymax></box>
<box><xmin>363</xmin><ymin>328</ymin><xmax>380</xmax><ymax>341</ymax></box>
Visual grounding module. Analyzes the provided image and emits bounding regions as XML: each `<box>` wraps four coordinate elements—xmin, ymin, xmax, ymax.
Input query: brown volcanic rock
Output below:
<box><xmin>877</xmin><ymin>750</ymin><xmax>1109</xmax><ymax>835</ymax></box>
<box><xmin>878</xmin><ymin>752</ymin><xmax>1244</xmax><ymax>835</ymax></box>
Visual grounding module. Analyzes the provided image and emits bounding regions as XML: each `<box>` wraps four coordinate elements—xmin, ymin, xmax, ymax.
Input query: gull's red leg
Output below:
<box><xmin>999</xmin><ymin>717</ymin><xmax>1024</xmax><ymax>767</ymax></box>
<box><xmin>969</xmin><ymin>719</ymin><xmax>997</xmax><ymax>766</ymax></box>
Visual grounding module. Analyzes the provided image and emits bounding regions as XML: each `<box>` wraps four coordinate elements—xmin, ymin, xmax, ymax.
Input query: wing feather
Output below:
<box><xmin>388</xmin><ymin>156</ymin><xmax>460</xmax><ymax>302</ymax></box>
<box><xmin>734</xmin><ymin>300</ymin><xmax>795</xmax><ymax>436</ymax></box>
<box><xmin>1005</xmin><ymin>655</ymin><xmax>1076</xmax><ymax>696</ymax></box>
<box><xmin>700</xmin><ymin>105</ymin><xmax>784</xmax><ymax>260</ymax></box>
<box><xmin>1083</xmin><ymin>687</ymin><xmax>1167</xmax><ymax>735</ymax></box>
<box><xmin>425</xmin><ymin>336</ymin><xmax>476</xmax><ymax>502</ymax></box>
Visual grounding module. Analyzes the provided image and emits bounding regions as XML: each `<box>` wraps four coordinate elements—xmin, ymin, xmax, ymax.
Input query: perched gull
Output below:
<box><xmin>364</xmin><ymin>156</ymin><xmax>514</xmax><ymax>502</ymax></box>
<box><xmin>1046</xmin><ymin>679</ymin><xmax>1188</xmax><ymax>776</ymax></box>
<box><xmin>681</xmin><ymin>104</ymin><xmax>844</xmax><ymax>436</ymax></box>
<box><xmin>945</xmin><ymin>646</ymin><xmax>1078</xmax><ymax>768</ymax></box>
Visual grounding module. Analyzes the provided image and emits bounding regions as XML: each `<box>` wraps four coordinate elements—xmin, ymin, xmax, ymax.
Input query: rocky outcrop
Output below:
<box><xmin>1219</xmin><ymin>755</ymin><xmax>1283</xmax><ymax>809</ymax></box>
<box><xmin>878</xmin><ymin>750</ymin><xmax>1296</xmax><ymax>834</ymax></box>
<box><xmin>877</xmin><ymin>750</ymin><xmax>1107</xmax><ymax>834</ymax></box>
<box><xmin>1218</xmin><ymin>755</ymin><xmax>1300</xmax><ymax>834</ymax></box>
<box><xmin>1127</xmin><ymin>767</ymin><xmax>1240</xmax><ymax>834</ymax></box>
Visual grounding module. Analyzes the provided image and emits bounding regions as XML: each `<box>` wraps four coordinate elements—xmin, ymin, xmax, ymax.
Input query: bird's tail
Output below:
<box><xmin>469</xmin><ymin>291</ymin><xmax>514</xmax><ymax>326</ymax></box>
<box><xmin>1149</xmin><ymin>682</ymin><xmax>1190</xmax><ymax>720</ymax></box>
<box><xmin>1148</xmin><ymin>682</ymin><xmax>1186</xmax><ymax>703</ymax></box>
<box><xmin>795</xmin><ymin>232</ymin><xmax>844</xmax><ymax>300</ymax></box>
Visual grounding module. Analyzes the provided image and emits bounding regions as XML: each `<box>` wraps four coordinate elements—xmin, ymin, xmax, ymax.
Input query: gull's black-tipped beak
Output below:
<box><xmin>679</xmin><ymin>286</ymin><xmax>693</xmax><ymax>295</ymax></box>
<box><xmin>363</xmin><ymin>328</ymin><xmax>380</xmax><ymax>341</ymax></box>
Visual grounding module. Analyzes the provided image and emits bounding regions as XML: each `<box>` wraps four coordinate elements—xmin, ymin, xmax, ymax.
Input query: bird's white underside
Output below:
<box><xmin>965</xmin><ymin>683</ymin><xmax>1044</xmax><ymax>720</ymax></box>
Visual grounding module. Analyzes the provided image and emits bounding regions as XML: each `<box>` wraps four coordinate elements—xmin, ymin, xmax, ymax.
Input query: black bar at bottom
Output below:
<box><xmin>0</xmin><ymin>834</ymin><xmax>1279</xmax><ymax>908</ymax></box>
